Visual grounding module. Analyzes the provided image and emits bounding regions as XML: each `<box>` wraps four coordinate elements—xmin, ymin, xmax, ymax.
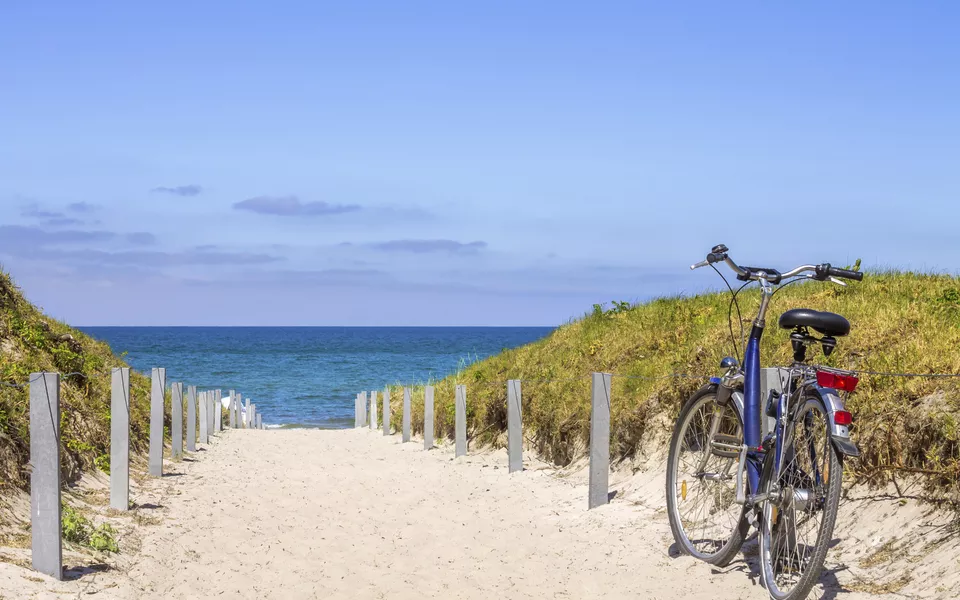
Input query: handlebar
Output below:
<box><xmin>819</xmin><ymin>264</ymin><xmax>864</xmax><ymax>282</ymax></box>
<box><xmin>691</xmin><ymin>244</ymin><xmax>863</xmax><ymax>283</ymax></box>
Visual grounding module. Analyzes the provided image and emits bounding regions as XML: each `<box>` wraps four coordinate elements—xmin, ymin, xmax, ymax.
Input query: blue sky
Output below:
<box><xmin>1</xmin><ymin>2</ymin><xmax>957</xmax><ymax>325</ymax></box>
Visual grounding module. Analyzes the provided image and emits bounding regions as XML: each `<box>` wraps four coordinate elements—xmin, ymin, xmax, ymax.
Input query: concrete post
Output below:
<box><xmin>229</xmin><ymin>390</ymin><xmax>236</xmax><ymax>428</ymax></box>
<box><xmin>30</xmin><ymin>372</ymin><xmax>62</xmax><ymax>580</ymax></box>
<box><xmin>424</xmin><ymin>386</ymin><xmax>435</xmax><ymax>450</ymax></box>
<box><xmin>171</xmin><ymin>382</ymin><xmax>183</xmax><ymax>460</ymax></box>
<box><xmin>110</xmin><ymin>367</ymin><xmax>130</xmax><ymax>510</ymax></box>
<box><xmin>257</xmin><ymin>413</ymin><xmax>262</xmax><ymax>429</ymax></box>
<box><xmin>110</xmin><ymin>368</ymin><xmax>130</xmax><ymax>511</ymax></box>
<box><xmin>369</xmin><ymin>391</ymin><xmax>378</xmax><ymax>431</ymax></box>
<box><xmin>507</xmin><ymin>380</ymin><xmax>522</xmax><ymax>473</ymax></box>
<box><xmin>250</xmin><ymin>404</ymin><xmax>256</xmax><ymax>431</ymax></box>
<box><xmin>760</xmin><ymin>368</ymin><xmax>789</xmax><ymax>438</ymax></box>
<box><xmin>359</xmin><ymin>391</ymin><xmax>367</xmax><ymax>427</ymax></box>
<box><xmin>402</xmin><ymin>387</ymin><xmax>411</xmax><ymax>442</ymax></box>
<box><xmin>355</xmin><ymin>393</ymin><xmax>361</xmax><ymax>428</ymax></box>
<box><xmin>382</xmin><ymin>388</ymin><xmax>391</xmax><ymax>436</ymax></box>
<box><xmin>245</xmin><ymin>397</ymin><xmax>251</xmax><ymax>429</ymax></box>
<box><xmin>589</xmin><ymin>373</ymin><xmax>612</xmax><ymax>509</ymax></box>
<box><xmin>149</xmin><ymin>368</ymin><xmax>165</xmax><ymax>477</ymax></box>
<box><xmin>208</xmin><ymin>394</ymin><xmax>216</xmax><ymax>438</ymax></box>
<box><xmin>455</xmin><ymin>384</ymin><xmax>467</xmax><ymax>457</ymax></box>
<box><xmin>187</xmin><ymin>385</ymin><xmax>197</xmax><ymax>452</ymax></box>
<box><xmin>235</xmin><ymin>392</ymin><xmax>242</xmax><ymax>429</ymax></box>
<box><xmin>207</xmin><ymin>393</ymin><xmax>215</xmax><ymax>438</ymax></box>
<box><xmin>213</xmin><ymin>390</ymin><xmax>221</xmax><ymax>433</ymax></box>
<box><xmin>199</xmin><ymin>391</ymin><xmax>209</xmax><ymax>444</ymax></box>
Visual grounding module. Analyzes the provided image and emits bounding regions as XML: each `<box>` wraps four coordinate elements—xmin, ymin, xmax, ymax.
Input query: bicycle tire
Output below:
<box><xmin>759</xmin><ymin>393</ymin><xmax>843</xmax><ymax>600</ymax></box>
<box><xmin>666</xmin><ymin>384</ymin><xmax>748</xmax><ymax>566</ymax></box>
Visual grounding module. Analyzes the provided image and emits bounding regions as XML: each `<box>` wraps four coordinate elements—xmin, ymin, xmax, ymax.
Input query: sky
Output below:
<box><xmin>1</xmin><ymin>2</ymin><xmax>958</xmax><ymax>326</ymax></box>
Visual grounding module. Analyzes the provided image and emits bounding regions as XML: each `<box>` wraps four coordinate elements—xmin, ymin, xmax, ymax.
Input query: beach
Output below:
<box><xmin>2</xmin><ymin>427</ymin><xmax>907</xmax><ymax>600</ymax></box>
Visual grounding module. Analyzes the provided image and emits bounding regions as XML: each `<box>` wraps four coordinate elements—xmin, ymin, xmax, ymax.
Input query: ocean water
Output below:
<box><xmin>78</xmin><ymin>327</ymin><xmax>553</xmax><ymax>429</ymax></box>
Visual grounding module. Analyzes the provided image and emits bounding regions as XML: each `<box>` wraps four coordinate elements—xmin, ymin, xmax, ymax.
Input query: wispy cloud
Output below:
<box><xmin>0</xmin><ymin>225</ymin><xmax>116</xmax><ymax>245</ymax></box>
<box><xmin>234</xmin><ymin>195</ymin><xmax>361</xmax><ymax>217</ymax></box>
<box><xmin>43</xmin><ymin>217</ymin><xmax>85</xmax><ymax>227</ymax></box>
<box><xmin>126</xmin><ymin>232</ymin><xmax>157</xmax><ymax>245</ymax></box>
<box><xmin>19</xmin><ymin>202</ymin><xmax>95</xmax><ymax>227</ymax></box>
<box><xmin>20</xmin><ymin>202</ymin><xmax>65</xmax><ymax>220</ymax></box>
<box><xmin>0</xmin><ymin>226</ymin><xmax>281</xmax><ymax>268</ymax></box>
<box><xmin>370</xmin><ymin>240</ymin><xmax>488</xmax><ymax>254</ymax></box>
<box><xmin>151</xmin><ymin>185</ymin><xmax>203</xmax><ymax>197</ymax></box>
<box><xmin>67</xmin><ymin>202</ymin><xmax>98</xmax><ymax>213</ymax></box>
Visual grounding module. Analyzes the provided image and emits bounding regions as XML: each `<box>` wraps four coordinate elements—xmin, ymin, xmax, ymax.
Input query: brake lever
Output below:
<box><xmin>828</xmin><ymin>276</ymin><xmax>847</xmax><ymax>287</ymax></box>
<box><xmin>690</xmin><ymin>260</ymin><xmax>709</xmax><ymax>270</ymax></box>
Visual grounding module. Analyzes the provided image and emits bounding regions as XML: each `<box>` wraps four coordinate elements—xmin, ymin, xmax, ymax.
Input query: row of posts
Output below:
<box><xmin>30</xmin><ymin>369</ymin><xmax>268</xmax><ymax>580</ymax></box>
<box><xmin>356</xmin><ymin>373</ymin><xmax>612</xmax><ymax>510</ymax></box>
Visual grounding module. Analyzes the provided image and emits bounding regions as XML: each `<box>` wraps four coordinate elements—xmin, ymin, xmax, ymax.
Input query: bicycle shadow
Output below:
<box><xmin>670</xmin><ymin>538</ymin><xmax>853</xmax><ymax>600</ymax></box>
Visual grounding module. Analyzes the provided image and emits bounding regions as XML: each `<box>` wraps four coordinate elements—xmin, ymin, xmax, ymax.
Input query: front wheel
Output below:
<box><xmin>666</xmin><ymin>385</ymin><xmax>748</xmax><ymax>566</ymax></box>
<box><xmin>759</xmin><ymin>395</ymin><xmax>843</xmax><ymax>600</ymax></box>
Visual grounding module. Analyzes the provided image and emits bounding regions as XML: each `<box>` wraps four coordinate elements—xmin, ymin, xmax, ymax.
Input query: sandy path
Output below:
<box><xmin>3</xmin><ymin>428</ymin><xmax>889</xmax><ymax>600</ymax></box>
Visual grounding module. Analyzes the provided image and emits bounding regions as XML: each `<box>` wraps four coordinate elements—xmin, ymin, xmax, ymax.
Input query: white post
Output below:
<box><xmin>424</xmin><ymin>386</ymin><xmax>435</xmax><ymax>450</ymax></box>
<box><xmin>199</xmin><ymin>391</ymin><xmax>209</xmax><ymax>444</ymax></box>
<box><xmin>207</xmin><ymin>393</ymin><xmax>215</xmax><ymax>438</ymax></box>
<box><xmin>110</xmin><ymin>368</ymin><xmax>130</xmax><ymax>511</ymax></box>
<box><xmin>589</xmin><ymin>373</ymin><xmax>612</xmax><ymax>509</ymax></box>
<box><xmin>149</xmin><ymin>368</ymin><xmax>166</xmax><ymax>477</ymax></box>
<box><xmin>369</xmin><ymin>391</ymin><xmax>378</xmax><ymax>430</ymax></box>
<box><xmin>214</xmin><ymin>390</ymin><xmax>222</xmax><ymax>433</ymax></box>
<box><xmin>382</xmin><ymin>388</ymin><xmax>391</xmax><ymax>436</ymax></box>
<box><xmin>359</xmin><ymin>391</ymin><xmax>367</xmax><ymax>427</ymax></box>
<box><xmin>30</xmin><ymin>372</ymin><xmax>62</xmax><ymax>580</ymax></box>
<box><xmin>455</xmin><ymin>384</ymin><xmax>467</xmax><ymax>457</ymax></box>
<box><xmin>402</xmin><ymin>387</ymin><xmax>411</xmax><ymax>442</ymax></box>
<box><xmin>507</xmin><ymin>380</ymin><xmax>522</xmax><ymax>473</ymax></box>
<box><xmin>187</xmin><ymin>385</ymin><xmax>197</xmax><ymax>452</ymax></box>
<box><xmin>171</xmin><ymin>382</ymin><xmax>183</xmax><ymax>460</ymax></box>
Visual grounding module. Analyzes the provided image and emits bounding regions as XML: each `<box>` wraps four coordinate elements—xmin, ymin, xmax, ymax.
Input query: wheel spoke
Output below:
<box><xmin>669</xmin><ymin>394</ymin><xmax>744</xmax><ymax>557</ymax></box>
<box><xmin>761</xmin><ymin>397</ymin><xmax>841</xmax><ymax>599</ymax></box>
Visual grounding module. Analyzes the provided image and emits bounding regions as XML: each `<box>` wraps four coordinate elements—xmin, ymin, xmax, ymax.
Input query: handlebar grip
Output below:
<box><xmin>707</xmin><ymin>252</ymin><xmax>726</xmax><ymax>264</ymax></box>
<box><xmin>826</xmin><ymin>266</ymin><xmax>863</xmax><ymax>281</ymax></box>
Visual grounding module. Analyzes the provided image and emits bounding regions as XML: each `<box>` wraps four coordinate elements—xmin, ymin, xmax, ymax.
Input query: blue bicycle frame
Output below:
<box><xmin>743</xmin><ymin>332</ymin><xmax>764</xmax><ymax>494</ymax></box>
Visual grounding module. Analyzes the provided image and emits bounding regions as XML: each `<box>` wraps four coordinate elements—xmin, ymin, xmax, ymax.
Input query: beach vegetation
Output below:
<box><xmin>389</xmin><ymin>271</ymin><xmax>960</xmax><ymax>498</ymax></box>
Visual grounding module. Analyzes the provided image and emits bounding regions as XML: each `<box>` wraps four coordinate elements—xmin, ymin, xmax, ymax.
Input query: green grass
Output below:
<box><xmin>61</xmin><ymin>503</ymin><xmax>119</xmax><ymax>553</ymax></box>
<box><xmin>0</xmin><ymin>267</ymin><xmax>154</xmax><ymax>490</ymax></box>
<box><xmin>388</xmin><ymin>271</ymin><xmax>960</xmax><ymax>494</ymax></box>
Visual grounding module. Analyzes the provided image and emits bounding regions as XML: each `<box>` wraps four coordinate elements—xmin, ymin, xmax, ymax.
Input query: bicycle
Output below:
<box><xmin>665</xmin><ymin>244</ymin><xmax>863</xmax><ymax>600</ymax></box>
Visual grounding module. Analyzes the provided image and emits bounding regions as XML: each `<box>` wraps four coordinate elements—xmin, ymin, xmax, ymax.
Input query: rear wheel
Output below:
<box><xmin>759</xmin><ymin>395</ymin><xmax>843</xmax><ymax>600</ymax></box>
<box><xmin>666</xmin><ymin>385</ymin><xmax>748</xmax><ymax>566</ymax></box>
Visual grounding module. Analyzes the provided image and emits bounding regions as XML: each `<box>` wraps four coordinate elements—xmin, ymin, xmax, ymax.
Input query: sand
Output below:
<box><xmin>0</xmin><ymin>428</ymin><xmax>951</xmax><ymax>599</ymax></box>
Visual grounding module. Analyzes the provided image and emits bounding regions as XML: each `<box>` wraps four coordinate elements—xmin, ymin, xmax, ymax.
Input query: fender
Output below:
<box><xmin>709</xmin><ymin>378</ymin><xmax>746</xmax><ymax>426</ymax></box>
<box><xmin>808</xmin><ymin>386</ymin><xmax>860</xmax><ymax>458</ymax></box>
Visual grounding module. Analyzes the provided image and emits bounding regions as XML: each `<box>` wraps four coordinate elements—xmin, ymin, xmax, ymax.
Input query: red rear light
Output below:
<box><xmin>816</xmin><ymin>370</ymin><xmax>859</xmax><ymax>392</ymax></box>
<box><xmin>833</xmin><ymin>410</ymin><xmax>853</xmax><ymax>426</ymax></box>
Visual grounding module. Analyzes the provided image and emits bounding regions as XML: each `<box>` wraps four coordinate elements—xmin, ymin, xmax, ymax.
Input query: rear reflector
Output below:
<box><xmin>817</xmin><ymin>370</ymin><xmax>859</xmax><ymax>392</ymax></box>
<box><xmin>833</xmin><ymin>410</ymin><xmax>853</xmax><ymax>426</ymax></box>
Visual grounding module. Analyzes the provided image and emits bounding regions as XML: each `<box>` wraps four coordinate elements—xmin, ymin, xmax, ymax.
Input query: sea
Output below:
<box><xmin>78</xmin><ymin>327</ymin><xmax>553</xmax><ymax>429</ymax></box>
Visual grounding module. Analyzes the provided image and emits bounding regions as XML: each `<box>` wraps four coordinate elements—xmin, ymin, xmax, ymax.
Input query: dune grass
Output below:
<box><xmin>389</xmin><ymin>271</ymin><xmax>960</xmax><ymax>495</ymax></box>
<box><xmin>0</xmin><ymin>268</ymin><xmax>152</xmax><ymax>490</ymax></box>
